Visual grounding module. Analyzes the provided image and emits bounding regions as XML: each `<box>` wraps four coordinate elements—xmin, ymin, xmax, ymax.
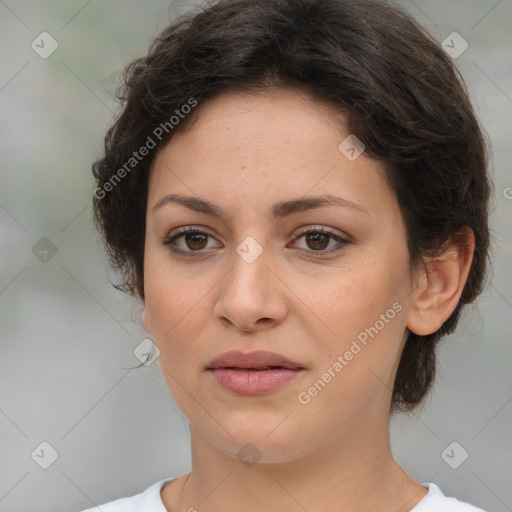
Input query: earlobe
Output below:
<box><xmin>142</xmin><ymin>305</ymin><xmax>154</xmax><ymax>334</ymax></box>
<box><xmin>406</xmin><ymin>227</ymin><xmax>475</xmax><ymax>336</ymax></box>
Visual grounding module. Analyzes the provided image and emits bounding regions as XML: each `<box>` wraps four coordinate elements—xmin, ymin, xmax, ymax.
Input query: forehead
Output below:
<box><xmin>165</xmin><ymin>89</ymin><xmax>347</xmax><ymax>156</ymax></box>
<box><xmin>148</xmin><ymin>89</ymin><xmax>396</xmax><ymax>221</ymax></box>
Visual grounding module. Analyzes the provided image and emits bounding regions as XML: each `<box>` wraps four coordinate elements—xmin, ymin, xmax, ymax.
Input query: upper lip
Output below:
<box><xmin>207</xmin><ymin>350</ymin><xmax>304</xmax><ymax>370</ymax></box>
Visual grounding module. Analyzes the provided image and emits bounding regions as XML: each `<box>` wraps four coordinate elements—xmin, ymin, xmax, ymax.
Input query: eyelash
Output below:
<box><xmin>162</xmin><ymin>226</ymin><xmax>351</xmax><ymax>258</ymax></box>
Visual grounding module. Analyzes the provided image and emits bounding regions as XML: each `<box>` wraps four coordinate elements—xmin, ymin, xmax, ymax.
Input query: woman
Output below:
<box><xmin>84</xmin><ymin>0</ymin><xmax>492</xmax><ymax>510</ymax></box>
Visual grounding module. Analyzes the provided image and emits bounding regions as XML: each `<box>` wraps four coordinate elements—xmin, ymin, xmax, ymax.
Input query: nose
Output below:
<box><xmin>213</xmin><ymin>242</ymin><xmax>288</xmax><ymax>333</ymax></box>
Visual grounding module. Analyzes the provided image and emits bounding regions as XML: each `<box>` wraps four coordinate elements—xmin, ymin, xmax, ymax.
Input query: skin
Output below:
<box><xmin>141</xmin><ymin>89</ymin><xmax>474</xmax><ymax>512</ymax></box>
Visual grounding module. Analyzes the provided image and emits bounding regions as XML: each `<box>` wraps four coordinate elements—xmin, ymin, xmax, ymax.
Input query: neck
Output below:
<box><xmin>174</xmin><ymin>417</ymin><xmax>427</xmax><ymax>512</ymax></box>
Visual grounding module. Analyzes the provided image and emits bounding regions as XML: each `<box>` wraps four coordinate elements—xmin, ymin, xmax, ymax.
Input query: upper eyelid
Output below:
<box><xmin>164</xmin><ymin>226</ymin><xmax>349</xmax><ymax>249</ymax></box>
<box><xmin>166</xmin><ymin>225</ymin><xmax>346</xmax><ymax>240</ymax></box>
<box><xmin>292</xmin><ymin>225</ymin><xmax>347</xmax><ymax>238</ymax></box>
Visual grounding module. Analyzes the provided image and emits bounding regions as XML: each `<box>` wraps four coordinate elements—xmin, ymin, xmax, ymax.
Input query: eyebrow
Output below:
<box><xmin>152</xmin><ymin>193</ymin><xmax>369</xmax><ymax>218</ymax></box>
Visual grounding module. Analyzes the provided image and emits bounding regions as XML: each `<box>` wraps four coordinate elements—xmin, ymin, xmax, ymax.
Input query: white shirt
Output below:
<box><xmin>80</xmin><ymin>478</ymin><xmax>487</xmax><ymax>511</ymax></box>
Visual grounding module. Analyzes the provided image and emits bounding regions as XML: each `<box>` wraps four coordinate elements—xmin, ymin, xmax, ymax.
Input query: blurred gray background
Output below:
<box><xmin>0</xmin><ymin>1</ymin><xmax>511</xmax><ymax>511</ymax></box>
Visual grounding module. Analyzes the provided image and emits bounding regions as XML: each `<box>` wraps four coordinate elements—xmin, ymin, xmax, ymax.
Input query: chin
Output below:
<box><xmin>208</xmin><ymin>419</ymin><xmax>317</xmax><ymax>466</ymax></box>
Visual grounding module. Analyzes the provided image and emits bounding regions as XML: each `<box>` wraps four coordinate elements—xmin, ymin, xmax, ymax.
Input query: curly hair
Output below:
<box><xmin>92</xmin><ymin>0</ymin><xmax>492</xmax><ymax>412</ymax></box>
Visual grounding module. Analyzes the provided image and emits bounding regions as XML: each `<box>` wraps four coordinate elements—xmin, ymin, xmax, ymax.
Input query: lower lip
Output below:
<box><xmin>208</xmin><ymin>368</ymin><xmax>304</xmax><ymax>395</ymax></box>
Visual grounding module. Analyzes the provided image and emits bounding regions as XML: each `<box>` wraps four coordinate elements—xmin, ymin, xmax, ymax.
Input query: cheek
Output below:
<box><xmin>146</xmin><ymin>283</ymin><xmax>207</xmax><ymax>350</ymax></box>
<box><xmin>299</xmin><ymin>291</ymin><xmax>407</xmax><ymax>424</ymax></box>
<box><xmin>309</xmin><ymin>256</ymin><xmax>410</xmax><ymax>390</ymax></box>
<box><xmin>315</xmin><ymin>264</ymin><xmax>406</xmax><ymax>337</ymax></box>
<box><xmin>145</xmin><ymin>272</ymin><xmax>210</xmax><ymax>406</ymax></box>
<box><xmin>143</xmin><ymin>251</ymin><xmax>208</xmax><ymax>358</ymax></box>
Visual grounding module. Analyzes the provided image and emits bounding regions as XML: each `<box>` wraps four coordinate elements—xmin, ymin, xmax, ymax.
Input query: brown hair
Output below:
<box><xmin>92</xmin><ymin>0</ymin><xmax>492</xmax><ymax>412</ymax></box>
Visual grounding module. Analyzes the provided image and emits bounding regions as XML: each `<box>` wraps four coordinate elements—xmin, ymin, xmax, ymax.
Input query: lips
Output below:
<box><xmin>207</xmin><ymin>350</ymin><xmax>304</xmax><ymax>371</ymax></box>
<box><xmin>206</xmin><ymin>350</ymin><xmax>305</xmax><ymax>395</ymax></box>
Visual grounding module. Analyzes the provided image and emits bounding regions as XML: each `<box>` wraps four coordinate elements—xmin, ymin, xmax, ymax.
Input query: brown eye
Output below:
<box><xmin>163</xmin><ymin>227</ymin><xmax>220</xmax><ymax>256</ymax></box>
<box><xmin>291</xmin><ymin>227</ymin><xmax>351</xmax><ymax>256</ymax></box>
<box><xmin>184</xmin><ymin>232</ymin><xmax>208</xmax><ymax>250</ymax></box>
<box><xmin>304</xmin><ymin>232</ymin><xmax>330</xmax><ymax>251</ymax></box>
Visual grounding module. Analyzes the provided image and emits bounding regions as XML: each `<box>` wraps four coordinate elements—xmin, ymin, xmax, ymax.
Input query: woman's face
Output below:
<box><xmin>142</xmin><ymin>89</ymin><xmax>422</xmax><ymax>463</ymax></box>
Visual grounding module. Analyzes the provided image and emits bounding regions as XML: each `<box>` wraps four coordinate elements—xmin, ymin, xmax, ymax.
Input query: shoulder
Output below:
<box><xmin>413</xmin><ymin>483</ymin><xmax>487</xmax><ymax>512</ymax></box>
<box><xmin>78</xmin><ymin>478</ymin><xmax>175</xmax><ymax>512</ymax></box>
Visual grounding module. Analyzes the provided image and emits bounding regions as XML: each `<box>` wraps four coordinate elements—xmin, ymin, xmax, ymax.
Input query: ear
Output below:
<box><xmin>406</xmin><ymin>227</ymin><xmax>475</xmax><ymax>336</ymax></box>
<box><xmin>142</xmin><ymin>305</ymin><xmax>154</xmax><ymax>335</ymax></box>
